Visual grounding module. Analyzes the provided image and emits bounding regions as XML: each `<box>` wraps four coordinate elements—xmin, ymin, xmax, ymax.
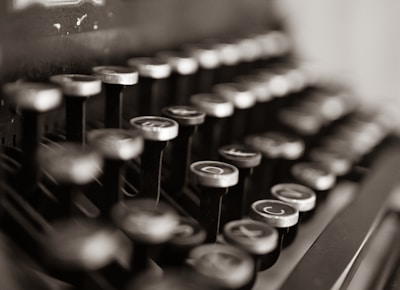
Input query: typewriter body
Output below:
<box><xmin>0</xmin><ymin>1</ymin><xmax>399</xmax><ymax>290</ymax></box>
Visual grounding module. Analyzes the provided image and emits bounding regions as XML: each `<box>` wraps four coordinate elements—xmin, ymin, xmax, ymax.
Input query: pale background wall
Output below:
<box><xmin>272</xmin><ymin>0</ymin><xmax>400</xmax><ymax>106</ymax></box>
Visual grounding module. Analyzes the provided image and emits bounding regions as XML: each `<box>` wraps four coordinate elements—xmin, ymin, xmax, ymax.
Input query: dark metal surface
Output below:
<box><xmin>280</xmin><ymin>138</ymin><xmax>400</xmax><ymax>290</ymax></box>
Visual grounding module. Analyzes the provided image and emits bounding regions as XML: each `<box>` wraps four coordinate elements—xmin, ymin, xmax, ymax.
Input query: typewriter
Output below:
<box><xmin>0</xmin><ymin>1</ymin><xmax>399</xmax><ymax>289</ymax></box>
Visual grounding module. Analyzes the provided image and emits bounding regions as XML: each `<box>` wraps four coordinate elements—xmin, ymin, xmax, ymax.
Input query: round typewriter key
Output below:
<box><xmin>38</xmin><ymin>142</ymin><xmax>103</xmax><ymax>217</ymax></box>
<box><xmin>111</xmin><ymin>199</ymin><xmax>179</xmax><ymax>275</ymax></box>
<box><xmin>249</xmin><ymin>199</ymin><xmax>299</xmax><ymax>250</ymax></box>
<box><xmin>92</xmin><ymin>66</ymin><xmax>138</xmax><ymax>128</ymax></box>
<box><xmin>218</xmin><ymin>144</ymin><xmax>262</xmax><ymax>222</ymax></box>
<box><xmin>130</xmin><ymin>116</ymin><xmax>178</xmax><ymax>203</ymax></box>
<box><xmin>212</xmin><ymin>40</ymin><xmax>241</xmax><ymax>83</ymax></box>
<box><xmin>213</xmin><ymin>82</ymin><xmax>256</xmax><ymax>109</ymax></box>
<box><xmin>309</xmin><ymin>147</ymin><xmax>352</xmax><ymax>176</ymax></box>
<box><xmin>254</xmin><ymin>30</ymin><xmax>291</xmax><ymax>63</ymax></box>
<box><xmin>43</xmin><ymin>218</ymin><xmax>127</xmax><ymax>286</ymax></box>
<box><xmin>187</xmin><ymin>244</ymin><xmax>255</xmax><ymax>290</ymax></box>
<box><xmin>3</xmin><ymin>82</ymin><xmax>62</xmax><ymax>196</ymax></box>
<box><xmin>190</xmin><ymin>93</ymin><xmax>234</xmax><ymax>159</ymax></box>
<box><xmin>184</xmin><ymin>43</ymin><xmax>220</xmax><ymax>92</ymax></box>
<box><xmin>235</xmin><ymin>37</ymin><xmax>263</xmax><ymax>74</ymax></box>
<box><xmin>157</xmin><ymin>51</ymin><xmax>199</xmax><ymax>105</ymax></box>
<box><xmin>249</xmin><ymin>199</ymin><xmax>299</xmax><ymax>228</ymax></box>
<box><xmin>162</xmin><ymin>106</ymin><xmax>205</xmax><ymax>193</ymax></box>
<box><xmin>157</xmin><ymin>216</ymin><xmax>206</xmax><ymax>267</ymax></box>
<box><xmin>214</xmin><ymin>83</ymin><xmax>257</xmax><ymax>143</ymax></box>
<box><xmin>130</xmin><ymin>116</ymin><xmax>178</xmax><ymax>141</ymax></box>
<box><xmin>50</xmin><ymin>74</ymin><xmax>101</xmax><ymax>146</ymax></box>
<box><xmin>88</xmin><ymin>129</ymin><xmax>144</xmax><ymax>216</ymax></box>
<box><xmin>245</xmin><ymin>132</ymin><xmax>305</xmax><ymax>205</ymax></box>
<box><xmin>291</xmin><ymin>162</ymin><xmax>336</xmax><ymax>203</ymax></box>
<box><xmin>162</xmin><ymin>105</ymin><xmax>205</xmax><ymax>126</ymax></box>
<box><xmin>271</xmin><ymin>183</ymin><xmax>316</xmax><ymax>213</ymax></box>
<box><xmin>190</xmin><ymin>161</ymin><xmax>238</xmax><ymax>242</ymax></box>
<box><xmin>128</xmin><ymin>57</ymin><xmax>171</xmax><ymax>115</ymax></box>
<box><xmin>236</xmin><ymin>74</ymin><xmax>274</xmax><ymax>135</ymax></box>
<box><xmin>223</xmin><ymin>219</ymin><xmax>279</xmax><ymax>271</ymax></box>
<box><xmin>270</xmin><ymin>183</ymin><xmax>316</xmax><ymax>243</ymax></box>
<box><xmin>50</xmin><ymin>74</ymin><xmax>102</xmax><ymax>97</ymax></box>
<box><xmin>190</xmin><ymin>93</ymin><xmax>234</xmax><ymax>118</ymax></box>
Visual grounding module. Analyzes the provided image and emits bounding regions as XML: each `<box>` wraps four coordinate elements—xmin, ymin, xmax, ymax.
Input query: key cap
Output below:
<box><xmin>42</xmin><ymin>218</ymin><xmax>126</xmax><ymax>288</ymax></box>
<box><xmin>187</xmin><ymin>243</ymin><xmax>255</xmax><ymax>290</ymax></box>
<box><xmin>38</xmin><ymin>142</ymin><xmax>103</xmax><ymax>218</ymax></box>
<box><xmin>253</xmin><ymin>30</ymin><xmax>291</xmax><ymax>67</ymax></box>
<box><xmin>110</xmin><ymin>199</ymin><xmax>179</xmax><ymax>277</ymax></box>
<box><xmin>190</xmin><ymin>93</ymin><xmax>234</xmax><ymax>160</ymax></box>
<box><xmin>127</xmin><ymin>57</ymin><xmax>171</xmax><ymax>115</ymax></box>
<box><xmin>271</xmin><ymin>183</ymin><xmax>317</xmax><ymax>246</ymax></box>
<box><xmin>189</xmin><ymin>160</ymin><xmax>238</xmax><ymax>242</ymax></box>
<box><xmin>2</xmin><ymin>82</ymin><xmax>62</xmax><ymax>196</ymax></box>
<box><xmin>157</xmin><ymin>216</ymin><xmax>206</xmax><ymax>267</ymax></box>
<box><xmin>309</xmin><ymin>147</ymin><xmax>353</xmax><ymax>177</ymax></box>
<box><xmin>245</xmin><ymin>132</ymin><xmax>305</xmax><ymax>205</ymax></box>
<box><xmin>130</xmin><ymin>116</ymin><xmax>178</xmax><ymax>204</ymax></box>
<box><xmin>291</xmin><ymin>162</ymin><xmax>336</xmax><ymax>203</ymax></box>
<box><xmin>184</xmin><ymin>43</ymin><xmax>220</xmax><ymax>93</ymax></box>
<box><xmin>235</xmin><ymin>74</ymin><xmax>274</xmax><ymax>134</ymax></box>
<box><xmin>223</xmin><ymin>219</ymin><xmax>279</xmax><ymax>271</ymax></box>
<box><xmin>92</xmin><ymin>65</ymin><xmax>138</xmax><ymax>128</ymax></box>
<box><xmin>157</xmin><ymin>51</ymin><xmax>199</xmax><ymax>105</ymax></box>
<box><xmin>235</xmin><ymin>36</ymin><xmax>264</xmax><ymax>74</ymax></box>
<box><xmin>249</xmin><ymin>199</ymin><xmax>299</xmax><ymax>256</ymax></box>
<box><xmin>213</xmin><ymin>83</ymin><xmax>257</xmax><ymax>143</ymax></box>
<box><xmin>218</xmin><ymin>144</ymin><xmax>262</xmax><ymax>222</ymax></box>
<box><xmin>212</xmin><ymin>40</ymin><xmax>241</xmax><ymax>83</ymax></box>
<box><xmin>50</xmin><ymin>74</ymin><xmax>101</xmax><ymax>146</ymax></box>
<box><xmin>87</xmin><ymin>128</ymin><xmax>144</xmax><ymax>216</ymax></box>
<box><xmin>161</xmin><ymin>105</ymin><xmax>205</xmax><ymax>194</ymax></box>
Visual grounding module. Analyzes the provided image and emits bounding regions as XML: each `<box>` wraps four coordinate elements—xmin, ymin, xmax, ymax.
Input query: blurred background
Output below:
<box><xmin>273</xmin><ymin>0</ymin><xmax>400</xmax><ymax>106</ymax></box>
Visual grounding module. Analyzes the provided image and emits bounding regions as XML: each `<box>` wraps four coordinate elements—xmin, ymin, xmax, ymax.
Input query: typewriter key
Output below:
<box><xmin>249</xmin><ymin>199</ymin><xmax>299</xmax><ymax>249</ymax></box>
<box><xmin>157</xmin><ymin>51</ymin><xmax>199</xmax><ymax>105</ymax></box>
<box><xmin>254</xmin><ymin>30</ymin><xmax>291</xmax><ymax>66</ymax></box>
<box><xmin>2</xmin><ymin>82</ymin><xmax>62</xmax><ymax>196</ymax></box>
<box><xmin>211</xmin><ymin>40</ymin><xmax>241</xmax><ymax>83</ymax></box>
<box><xmin>187</xmin><ymin>243</ymin><xmax>255</xmax><ymax>290</ymax></box>
<box><xmin>92</xmin><ymin>65</ymin><xmax>138</xmax><ymax>128</ymax></box>
<box><xmin>130</xmin><ymin>116</ymin><xmax>178</xmax><ymax>203</ymax></box>
<box><xmin>88</xmin><ymin>128</ymin><xmax>144</xmax><ymax>215</ymax></box>
<box><xmin>184</xmin><ymin>43</ymin><xmax>220</xmax><ymax>93</ymax></box>
<box><xmin>245</xmin><ymin>132</ymin><xmax>305</xmax><ymax>204</ymax></box>
<box><xmin>218</xmin><ymin>144</ymin><xmax>262</xmax><ymax>222</ymax></box>
<box><xmin>271</xmin><ymin>183</ymin><xmax>316</xmax><ymax>245</ymax></box>
<box><xmin>127</xmin><ymin>57</ymin><xmax>171</xmax><ymax>115</ymax></box>
<box><xmin>213</xmin><ymin>83</ymin><xmax>257</xmax><ymax>143</ymax></box>
<box><xmin>190</xmin><ymin>93</ymin><xmax>234</xmax><ymax>160</ymax></box>
<box><xmin>38</xmin><ymin>142</ymin><xmax>103</xmax><ymax>217</ymax></box>
<box><xmin>291</xmin><ymin>162</ymin><xmax>336</xmax><ymax>203</ymax></box>
<box><xmin>309</xmin><ymin>147</ymin><xmax>353</xmax><ymax>177</ymax></box>
<box><xmin>111</xmin><ymin>199</ymin><xmax>179</xmax><ymax>275</ymax></box>
<box><xmin>190</xmin><ymin>160</ymin><xmax>238</xmax><ymax>242</ymax></box>
<box><xmin>162</xmin><ymin>105</ymin><xmax>205</xmax><ymax>193</ymax></box>
<box><xmin>223</xmin><ymin>219</ymin><xmax>279</xmax><ymax>271</ymax></box>
<box><xmin>235</xmin><ymin>36</ymin><xmax>264</xmax><ymax>74</ymax></box>
<box><xmin>236</xmin><ymin>74</ymin><xmax>274</xmax><ymax>134</ymax></box>
<box><xmin>43</xmin><ymin>218</ymin><xmax>127</xmax><ymax>287</ymax></box>
<box><xmin>157</xmin><ymin>216</ymin><xmax>206</xmax><ymax>267</ymax></box>
<box><xmin>50</xmin><ymin>74</ymin><xmax>101</xmax><ymax>146</ymax></box>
